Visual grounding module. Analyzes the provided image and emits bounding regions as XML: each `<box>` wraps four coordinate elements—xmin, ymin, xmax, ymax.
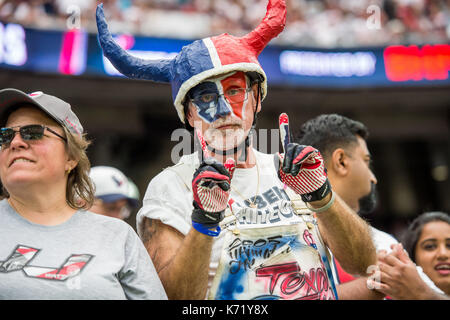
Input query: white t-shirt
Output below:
<box><xmin>137</xmin><ymin>149</ymin><xmax>338</xmax><ymax>300</ymax></box>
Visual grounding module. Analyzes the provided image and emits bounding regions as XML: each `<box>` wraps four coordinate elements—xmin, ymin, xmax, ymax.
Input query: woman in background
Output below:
<box><xmin>402</xmin><ymin>211</ymin><xmax>450</xmax><ymax>295</ymax></box>
<box><xmin>0</xmin><ymin>88</ymin><xmax>167</xmax><ymax>300</ymax></box>
<box><xmin>373</xmin><ymin>211</ymin><xmax>449</xmax><ymax>299</ymax></box>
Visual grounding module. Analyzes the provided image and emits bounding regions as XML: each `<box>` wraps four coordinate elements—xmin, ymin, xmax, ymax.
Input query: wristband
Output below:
<box><xmin>306</xmin><ymin>190</ymin><xmax>335</xmax><ymax>213</ymax></box>
<box><xmin>300</xmin><ymin>179</ymin><xmax>331</xmax><ymax>202</ymax></box>
<box><xmin>192</xmin><ymin>221</ymin><xmax>221</xmax><ymax>237</ymax></box>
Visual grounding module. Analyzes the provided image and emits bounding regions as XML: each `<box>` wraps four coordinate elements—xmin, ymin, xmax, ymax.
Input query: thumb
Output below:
<box><xmin>273</xmin><ymin>152</ymin><xmax>284</xmax><ymax>172</ymax></box>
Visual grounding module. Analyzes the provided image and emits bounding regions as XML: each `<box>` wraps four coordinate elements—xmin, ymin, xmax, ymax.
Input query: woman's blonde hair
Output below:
<box><xmin>64</xmin><ymin>126</ymin><xmax>95</xmax><ymax>210</ymax></box>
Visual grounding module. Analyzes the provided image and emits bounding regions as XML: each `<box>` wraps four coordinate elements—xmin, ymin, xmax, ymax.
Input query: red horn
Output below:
<box><xmin>241</xmin><ymin>0</ymin><xmax>286</xmax><ymax>56</ymax></box>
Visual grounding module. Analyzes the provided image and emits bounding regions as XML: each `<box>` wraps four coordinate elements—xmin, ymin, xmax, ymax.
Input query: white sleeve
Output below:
<box><xmin>136</xmin><ymin>169</ymin><xmax>193</xmax><ymax>238</ymax></box>
<box><xmin>370</xmin><ymin>227</ymin><xmax>399</xmax><ymax>252</ymax></box>
<box><xmin>416</xmin><ymin>265</ymin><xmax>445</xmax><ymax>294</ymax></box>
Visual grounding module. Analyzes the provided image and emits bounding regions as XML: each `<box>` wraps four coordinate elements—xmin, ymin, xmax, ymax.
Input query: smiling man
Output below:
<box><xmin>96</xmin><ymin>0</ymin><xmax>377</xmax><ymax>300</ymax></box>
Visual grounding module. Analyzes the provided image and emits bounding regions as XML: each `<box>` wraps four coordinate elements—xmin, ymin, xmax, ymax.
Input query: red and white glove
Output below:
<box><xmin>191</xmin><ymin>130</ymin><xmax>235</xmax><ymax>234</ymax></box>
<box><xmin>192</xmin><ymin>157</ymin><xmax>234</xmax><ymax>214</ymax></box>
<box><xmin>276</xmin><ymin>113</ymin><xmax>331</xmax><ymax>202</ymax></box>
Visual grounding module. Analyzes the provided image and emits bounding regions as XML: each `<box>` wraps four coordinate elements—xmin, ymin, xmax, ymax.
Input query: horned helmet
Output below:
<box><xmin>96</xmin><ymin>0</ymin><xmax>286</xmax><ymax>123</ymax></box>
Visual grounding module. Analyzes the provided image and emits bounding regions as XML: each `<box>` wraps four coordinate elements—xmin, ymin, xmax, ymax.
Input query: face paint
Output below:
<box><xmin>189</xmin><ymin>82</ymin><xmax>232</xmax><ymax>123</ymax></box>
<box><xmin>220</xmin><ymin>72</ymin><xmax>249</xmax><ymax>120</ymax></box>
<box><xmin>189</xmin><ymin>72</ymin><xmax>250</xmax><ymax>123</ymax></box>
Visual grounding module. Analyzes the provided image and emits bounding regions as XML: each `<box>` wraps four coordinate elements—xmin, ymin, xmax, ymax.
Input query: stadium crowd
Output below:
<box><xmin>0</xmin><ymin>0</ymin><xmax>448</xmax><ymax>47</ymax></box>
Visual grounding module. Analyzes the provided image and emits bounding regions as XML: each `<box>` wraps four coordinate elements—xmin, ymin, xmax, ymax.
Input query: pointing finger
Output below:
<box><xmin>279</xmin><ymin>113</ymin><xmax>290</xmax><ymax>153</ymax></box>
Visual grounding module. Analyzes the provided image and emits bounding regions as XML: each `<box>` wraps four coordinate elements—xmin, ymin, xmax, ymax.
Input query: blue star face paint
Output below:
<box><xmin>189</xmin><ymin>72</ymin><xmax>251</xmax><ymax>124</ymax></box>
<box><xmin>189</xmin><ymin>82</ymin><xmax>232</xmax><ymax>123</ymax></box>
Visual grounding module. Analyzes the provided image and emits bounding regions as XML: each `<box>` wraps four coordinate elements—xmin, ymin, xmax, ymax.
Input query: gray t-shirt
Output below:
<box><xmin>0</xmin><ymin>199</ymin><xmax>167</xmax><ymax>300</ymax></box>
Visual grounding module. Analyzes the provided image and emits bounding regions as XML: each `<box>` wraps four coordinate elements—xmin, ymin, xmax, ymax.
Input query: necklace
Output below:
<box><xmin>230</xmin><ymin>157</ymin><xmax>260</xmax><ymax>209</ymax></box>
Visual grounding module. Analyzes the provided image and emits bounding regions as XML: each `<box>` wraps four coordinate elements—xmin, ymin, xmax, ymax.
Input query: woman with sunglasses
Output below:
<box><xmin>0</xmin><ymin>88</ymin><xmax>167</xmax><ymax>300</ymax></box>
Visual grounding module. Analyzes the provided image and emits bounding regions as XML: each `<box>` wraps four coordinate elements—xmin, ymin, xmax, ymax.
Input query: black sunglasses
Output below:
<box><xmin>0</xmin><ymin>124</ymin><xmax>67</xmax><ymax>146</ymax></box>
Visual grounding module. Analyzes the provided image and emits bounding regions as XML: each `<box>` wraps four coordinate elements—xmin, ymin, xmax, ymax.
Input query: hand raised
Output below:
<box><xmin>191</xmin><ymin>130</ymin><xmax>235</xmax><ymax>235</ymax></box>
<box><xmin>276</xmin><ymin>113</ymin><xmax>331</xmax><ymax>202</ymax></box>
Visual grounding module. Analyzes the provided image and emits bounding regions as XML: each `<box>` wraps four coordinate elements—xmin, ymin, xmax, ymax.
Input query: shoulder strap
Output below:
<box><xmin>284</xmin><ymin>186</ymin><xmax>339</xmax><ymax>298</ymax></box>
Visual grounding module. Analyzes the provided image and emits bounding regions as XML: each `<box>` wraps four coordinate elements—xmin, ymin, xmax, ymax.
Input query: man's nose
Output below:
<box><xmin>370</xmin><ymin>170</ymin><xmax>378</xmax><ymax>185</ymax></box>
<box><xmin>215</xmin><ymin>96</ymin><xmax>232</xmax><ymax>119</ymax></box>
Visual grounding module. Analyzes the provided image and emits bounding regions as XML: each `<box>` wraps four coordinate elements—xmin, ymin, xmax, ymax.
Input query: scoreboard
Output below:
<box><xmin>1</xmin><ymin>22</ymin><xmax>449</xmax><ymax>89</ymax></box>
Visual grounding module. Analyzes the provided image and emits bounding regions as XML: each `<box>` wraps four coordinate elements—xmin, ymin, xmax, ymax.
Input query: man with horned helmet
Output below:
<box><xmin>96</xmin><ymin>0</ymin><xmax>376</xmax><ymax>300</ymax></box>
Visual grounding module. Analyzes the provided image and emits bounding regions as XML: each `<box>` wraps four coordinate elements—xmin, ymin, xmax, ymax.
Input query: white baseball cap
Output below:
<box><xmin>89</xmin><ymin>166</ymin><xmax>139</xmax><ymax>208</ymax></box>
<box><xmin>127</xmin><ymin>178</ymin><xmax>140</xmax><ymax>201</ymax></box>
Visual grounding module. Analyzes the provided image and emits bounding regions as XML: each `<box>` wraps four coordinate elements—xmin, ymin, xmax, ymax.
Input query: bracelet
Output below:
<box><xmin>306</xmin><ymin>190</ymin><xmax>335</xmax><ymax>213</ymax></box>
<box><xmin>192</xmin><ymin>221</ymin><xmax>221</xmax><ymax>237</ymax></box>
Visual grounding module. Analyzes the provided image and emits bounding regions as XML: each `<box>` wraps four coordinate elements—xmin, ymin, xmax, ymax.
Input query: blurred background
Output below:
<box><xmin>0</xmin><ymin>0</ymin><xmax>448</xmax><ymax>238</ymax></box>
